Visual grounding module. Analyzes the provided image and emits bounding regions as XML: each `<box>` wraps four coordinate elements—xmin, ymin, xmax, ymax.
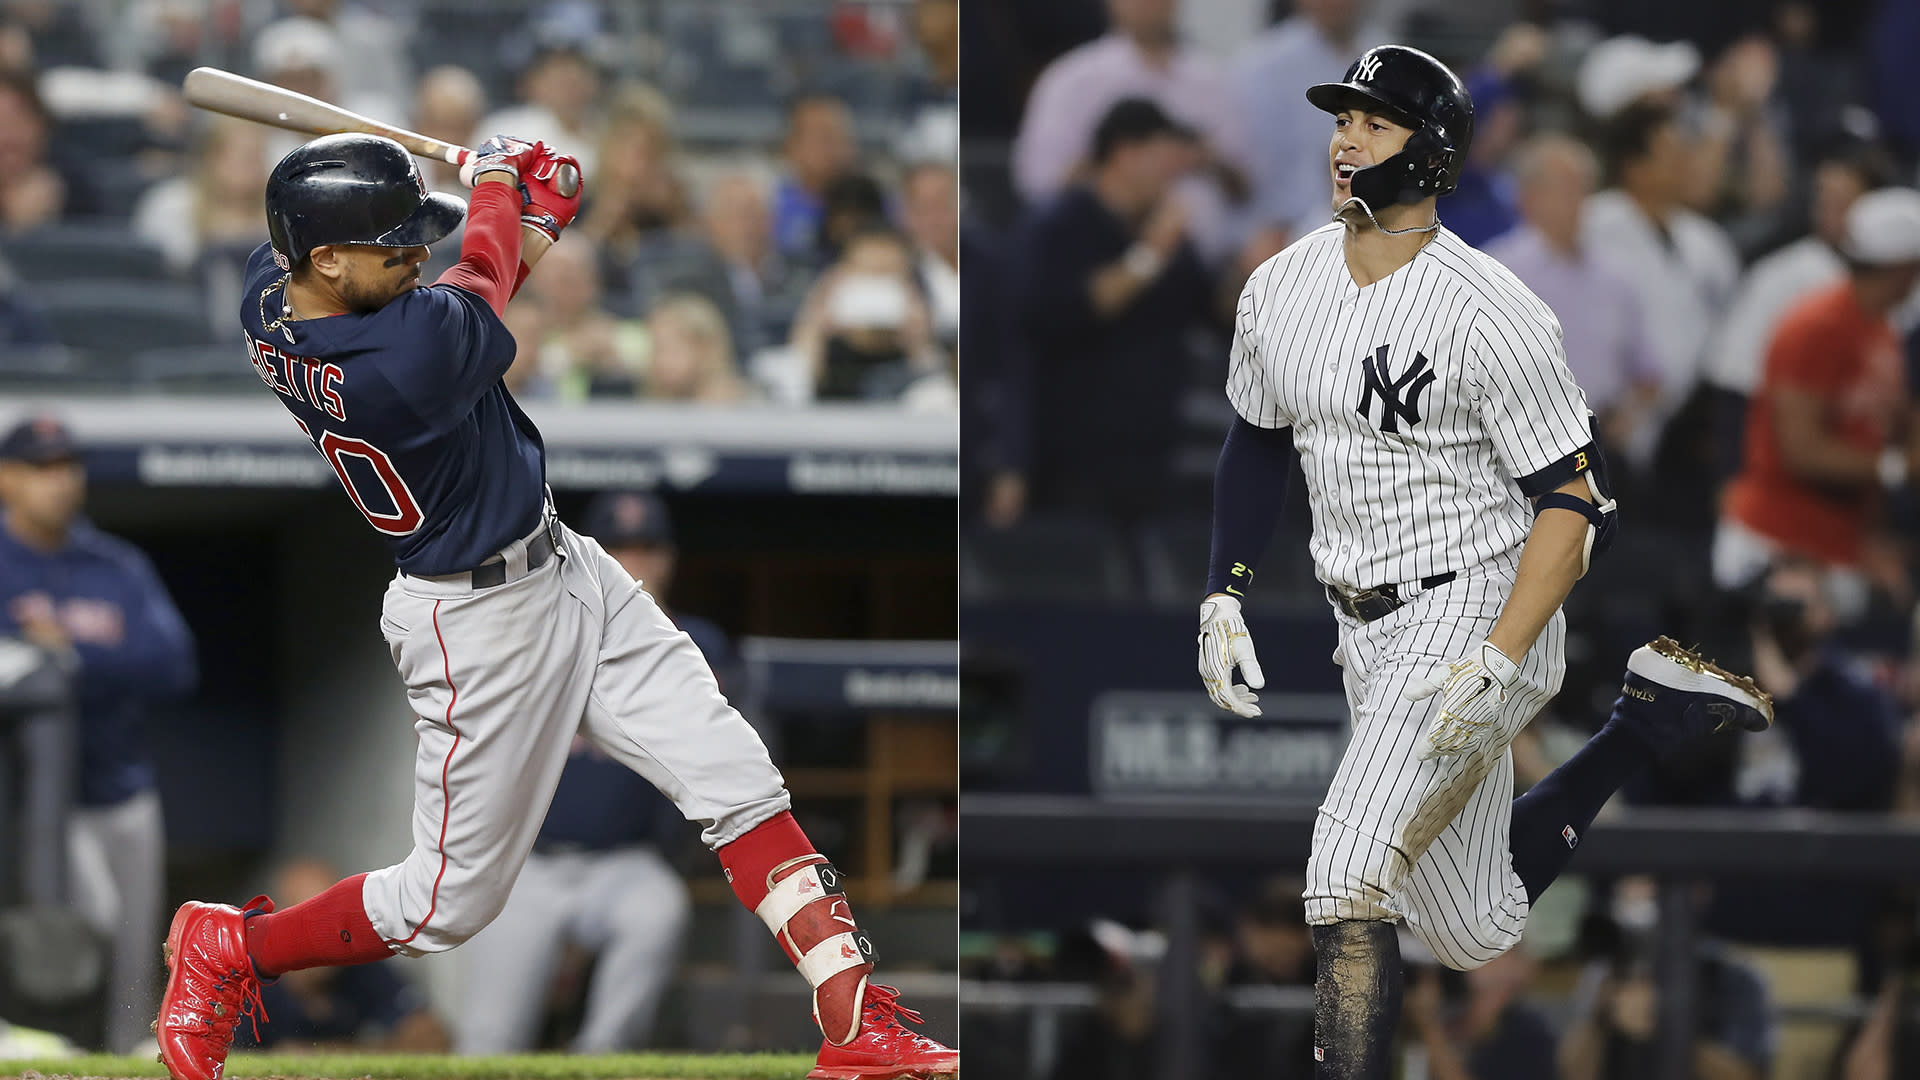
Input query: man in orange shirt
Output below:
<box><xmin>1716</xmin><ymin>187</ymin><xmax>1920</xmax><ymax>613</ymax></box>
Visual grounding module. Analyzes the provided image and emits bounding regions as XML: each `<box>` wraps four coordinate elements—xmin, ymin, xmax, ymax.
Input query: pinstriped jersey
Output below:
<box><xmin>1227</xmin><ymin>223</ymin><xmax>1591</xmax><ymax>590</ymax></box>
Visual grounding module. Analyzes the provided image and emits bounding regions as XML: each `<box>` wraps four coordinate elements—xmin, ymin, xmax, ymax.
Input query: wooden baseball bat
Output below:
<box><xmin>182</xmin><ymin>66</ymin><xmax>580</xmax><ymax>197</ymax></box>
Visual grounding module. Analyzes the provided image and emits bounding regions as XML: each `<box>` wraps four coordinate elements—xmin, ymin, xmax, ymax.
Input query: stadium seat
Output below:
<box><xmin>2</xmin><ymin>224</ymin><xmax>172</xmax><ymax>283</ymax></box>
<box><xmin>960</xmin><ymin>513</ymin><xmax>1134</xmax><ymax>606</ymax></box>
<box><xmin>35</xmin><ymin>281</ymin><xmax>212</xmax><ymax>354</ymax></box>
<box><xmin>130</xmin><ymin>345</ymin><xmax>261</xmax><ymax>394</ymax></box>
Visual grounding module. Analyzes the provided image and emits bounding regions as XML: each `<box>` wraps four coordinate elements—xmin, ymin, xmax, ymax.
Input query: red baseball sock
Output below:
<box><xmin>718</xmin><ymin>811</ymin><xmax>818</xmax><ymax>912</ymax></box>
<box><xmin>245</xmin><ymin>872</ymin><xmax>390</xmax><ymax>977</ymax></box>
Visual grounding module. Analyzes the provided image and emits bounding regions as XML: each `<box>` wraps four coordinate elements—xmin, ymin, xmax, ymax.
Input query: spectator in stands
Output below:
<box><xmin>791</xmin><ymin>227</ymin><xmax>940</xmax><ymax>402</ymax></box>
<box><xmin>1404</xmin><ymin>947</ymin><xmax>1558</xmax><ymax>1080</ymax></box>
<box><xmin>132</xmin><ymin>116</ymin><xmax>272</xmax><ymax>342</ymax></box>
<box><xmin>250</xmin><ymin>17</ymin><xmax>394</xmax><ymax>161</ymax></box>
<box><xmin>1686</xmin><ymin>557</ymin><xmax>1903</xmax><ymax>958</ymax></box>
<box><xmin>413</xmin><ymin>65</ymin><xmax>488</xmax><ymax>196</ymax></box>
<box><xmin>236</xmin><ymin>857</ymin><xmax>448</xmax><ymax>1051</ymax></box>
<box><xmin>524</xmin><ymin>238</ymin><xmax>649</xmax><ymax>401</ymax></box>
<box><xmin>412</xmin><ymin>65</ymin><xmax>488</xmax><ymax>285</ymax></box>
<box><xmin>898</xmin><ymin>0</ymin><xmax>959</xmax><ymax>165</ymax></box>
<box><xmin>1442</xmin><ymin>26</ymin><xmax>1549</xmax><ymax>248</ymax></box>
<box><xmin>772</xmin><ymin>93</ymin><xmax>857</xmax><ymax>260</ymax></box>
<box><xmin>1576</xmin><ymin>33</ymin><xmax>1789</xmax><ymax>234</ymax></box>
<box><xmin>117</xmin><ymin>0</ymin><xmax>218</xmax><ymax>86</ymax></box>
<box><xmin>282</xmin><ymin>0</ymin><xmax>413</xmax><ymax>121</ymax></box>
<box><xmin>1235</xmin><ymin>0</ymin><xmax>1388</xmax><ymax>244</ymax></box>
<box><xmin>131</xmin><ymin>116</ymin><xmax>269</xmax><ymax>273</ymax></box>
<box><xmin>0</xmin><ymin>68</ymin><xmax>62</xmax><ymax>232</ymax></box>
<box><xmin>581</xmin><ymin>84</ymin><xmax>689</xmax><ymax>315</ymax></box>
<box><xmin>903</xmin><ymin>162</ymin><xmax>960</xmax><ymax>354</ymax></box>
<box><xmin>0</xmin><ymin>416</ymin><xmax>196</xmax><ymax>1054</ymax></box>
<box><xmin>1010</xmin><ymin>97</ymin><xmax>1213</xmax><ymax>521</ymax></box>
<box><xmin>1014</xmin><ymin>0</ymin><xmax>1247</xmax><ymax>261</ymax></box>
<box><xmin>816</xmin><ymin>173</ymin><xmax>890</xmax><ymax>264</ymax></box>
<box><xmin>642</xmin><ymin>293</ymin><xmax>750</xmax><ymax>404</ymax></box>
<box><xmin>476</xmin><ymin>30</ymin><xmax>606</xmax><ymax>180</ymax></box>
<box><xmin>1485</xmin><ymin>134</ymin><xmax>1660</xmax><ymax>470</ymax></box>
<box><xmin>2</xmin><ymin>0</ymin><xmax>99</xmax><ymax>69</ymax></box>
<box><xmin>1705</xmin><ymin>139</ymin><xmax>1900</xmax><ymax>406</ymax></box>
<box><xmin>1560</xmin><ymin>927</ymin><xmax>1774</xmax><ymax>1080</ymax></box>
<box><xmin>1583</xmin><ymin>100</ymin><xmax>1741</xmax><ymax>494</ymax></box>
<box><xmin>694</xmin><ymin>171</ymin><xmax>804</xmax><ymax>363</ymax></box>
<box><xmin>1697</xmin><ymin>35</ymin><xmax>1792</xmax><ymax>242</ymax></box>
<box><xmin>1714</xmin><ymin>188</ymin><xmax>1920</xmax><ymax>609</ymax></box>
<box><xmin>460</xmin><ymin>491</ymin><xmax>698</xmax><ymax>1053</ymax></box>
<box><xmin>502</xmin><ymin>296</ymin><xmax>552</xmax><ymax>399</ymax></box>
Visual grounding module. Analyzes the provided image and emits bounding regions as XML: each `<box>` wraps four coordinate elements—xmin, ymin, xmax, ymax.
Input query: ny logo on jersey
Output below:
<box><xmin>1355</xmin><ymin>52</ymin><xmax>1384</xmax><ymax>82</ymax></box>
<box><xmin>1356</xmin><ymin>344</ymin><xmax>1437</xmax><ymax>434</ymax></box>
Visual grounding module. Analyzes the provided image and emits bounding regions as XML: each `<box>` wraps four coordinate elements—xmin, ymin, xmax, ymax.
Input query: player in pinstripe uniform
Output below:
<box><xmin>1194</xmin><ymin>46</ymin><xmax>1774</xmax><ymax>1078</ymax></box>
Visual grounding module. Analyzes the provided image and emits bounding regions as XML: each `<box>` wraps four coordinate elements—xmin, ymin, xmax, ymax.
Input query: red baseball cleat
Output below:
<box><xmin>807</xmin><ymin>982</ymin><xmax>960</xmax><ymax>1079</ymax></box>
<box><xmin>154</xmin><ymin>898</ymin><xmax>272</xmax><ymax>1080</ymax></box>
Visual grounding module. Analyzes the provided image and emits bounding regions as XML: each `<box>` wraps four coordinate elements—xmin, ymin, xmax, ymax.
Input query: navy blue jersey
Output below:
<box><xmin>0</xmin><ymin>521</ymin><xmax>196</xmax><ymax>806</ymax></box>
<box><xmin>239</xmin><ymin>244</ymin><xmax>546</xmax><ymax>576</ymax></box>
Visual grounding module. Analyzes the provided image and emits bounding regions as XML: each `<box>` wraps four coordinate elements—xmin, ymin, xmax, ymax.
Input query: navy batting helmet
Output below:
<box><xmin>265</xmin><ymin>134</ymin><xmax>465</xmax><ymax>270</ymax></box>
<box><xmin>1307</xmin><ymin>45</ymin><xmax>1474</xmax><ymax>211</ymax></box>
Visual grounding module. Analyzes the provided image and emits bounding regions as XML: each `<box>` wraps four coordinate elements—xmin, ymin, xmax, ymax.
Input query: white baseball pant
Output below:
<box><xmin>1304</xmin><ymin>550</ymin><xmax>1565</xmax><ymax>970</ymax></box>
<box><xmin>363</xmin><ymin>518</ymin><xmax>790</xmax><ymax>957</ymax></box>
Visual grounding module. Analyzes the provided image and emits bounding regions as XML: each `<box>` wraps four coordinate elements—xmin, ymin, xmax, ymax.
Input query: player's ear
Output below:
<box><xmin>306</xmin><ymin>245</ymin><xmax>343</xmax><ymax>281</ymax></box>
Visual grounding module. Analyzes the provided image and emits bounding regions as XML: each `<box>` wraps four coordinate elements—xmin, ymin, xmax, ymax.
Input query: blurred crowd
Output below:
<box><xmin>0</xmin><ymin>0</ymin><xmax>959</xmax><ymax>407</ymax></box>
<box><xmin>961</xmin><ymin>0</ymin><xmax>1920</xmax><ymax>1076</ymax></box>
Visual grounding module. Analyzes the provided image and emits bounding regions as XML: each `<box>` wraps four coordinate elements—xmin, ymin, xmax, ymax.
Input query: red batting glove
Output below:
<box><xmin>519</xmin><ymin>149</ymin><xmax>584</xmax><ymax>243</ymax></box>
<box><xmin>460</xmin><ymin>135</ymin><xmax>546</xmax><ymax>187</ymax></box>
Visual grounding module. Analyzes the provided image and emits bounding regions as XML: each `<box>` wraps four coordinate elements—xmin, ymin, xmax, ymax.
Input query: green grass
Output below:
<box><xmin>1</xmin><ymin>1051</ymin><xmax>817</xmax><ymax>1079</ymax></box>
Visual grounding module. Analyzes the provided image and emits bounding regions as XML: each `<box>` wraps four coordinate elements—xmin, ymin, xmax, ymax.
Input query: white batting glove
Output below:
<box><xmin>1404</xmin><ymin>640</ymin><xmax>1519</xmax><ymax>760</ymax></box>
<box><xmin>1198</xmin><ymin>594</ymin><xmax>1265</xmax><ymax>718</ymax></box>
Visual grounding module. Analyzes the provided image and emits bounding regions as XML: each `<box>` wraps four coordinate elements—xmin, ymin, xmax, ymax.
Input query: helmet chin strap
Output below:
<box><xmin>1335</xmin><ymin>195</ymin><xmax>1440</xmax><ymax>237</ymax></box>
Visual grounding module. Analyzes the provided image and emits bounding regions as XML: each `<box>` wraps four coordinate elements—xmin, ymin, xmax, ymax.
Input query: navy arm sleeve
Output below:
<box><xmin>1205</xmin><ymin>416</ymin><xmax>1294</xmax><ymax>598</ymax></box>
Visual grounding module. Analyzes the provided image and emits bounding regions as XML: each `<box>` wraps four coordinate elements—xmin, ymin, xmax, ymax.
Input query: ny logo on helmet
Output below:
<box><xmin>1355</xmin><ymin>52</ymin><xmax>1384</xmax><ymax>82</ymax></box>
<box><xmin>1356</xmin><ymin>344</ymin><xmax>1436</xmax><ymax>434</ymax></box>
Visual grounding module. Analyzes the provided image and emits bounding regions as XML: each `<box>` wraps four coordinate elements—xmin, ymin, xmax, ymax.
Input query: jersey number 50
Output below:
<box><xmin>292</xmin><ymin>420</ymin><xmax>424</xmax><ymax>536</ymax></box>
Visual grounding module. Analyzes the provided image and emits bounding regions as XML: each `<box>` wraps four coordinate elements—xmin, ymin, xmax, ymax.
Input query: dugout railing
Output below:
<box><xmin>960</xmin><ymin>793</ymin><xmax>1920</xmax><ymax>1080</ymax></box>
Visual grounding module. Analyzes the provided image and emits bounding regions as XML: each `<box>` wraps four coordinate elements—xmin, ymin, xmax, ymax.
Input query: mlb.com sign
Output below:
<box><xmin>1089</xmin><ymin>690</ymin><xmax>1348</xmax><ymax>802</ymax></box>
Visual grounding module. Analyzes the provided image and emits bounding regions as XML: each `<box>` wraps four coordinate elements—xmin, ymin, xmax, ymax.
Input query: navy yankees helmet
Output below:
<box><xmin>265</xmin><ymin>134</ymin><xmax>465</xmax><ymax>270</ymax></box>
<box><xmin>1307</xmin><ymin>45</ymin><xmax>1474</xmax><ymax>210</ymax></box>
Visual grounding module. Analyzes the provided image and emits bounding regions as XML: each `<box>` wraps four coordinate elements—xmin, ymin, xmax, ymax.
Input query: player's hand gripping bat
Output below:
<box><xmin>182</xmin><ymin>66</ymin><xmax>580</xmax><ymax>197</ymax></box>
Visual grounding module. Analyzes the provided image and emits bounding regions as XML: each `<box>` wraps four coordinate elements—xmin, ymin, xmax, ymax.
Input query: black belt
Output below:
<box><xmin>467</xmin><ymin>528</ymin><xmax>557</xmax><ymax>589</ymax></box>
<box><xmin>1326</xmin><ymin>571</ymin><xmax>1457</xmax><ymax>623</ymax></box>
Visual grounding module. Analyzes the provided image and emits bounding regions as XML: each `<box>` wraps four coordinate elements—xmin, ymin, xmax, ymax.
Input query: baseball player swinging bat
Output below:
<box><xmin>182</xmin><ymin>66</ymin><xmax>580</xmax><ymax>198</ymax></box>
<box><xmin>149</xmin><ymin>64</ymin><xmax>956</xmax><ymax>1080</ymax></box>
